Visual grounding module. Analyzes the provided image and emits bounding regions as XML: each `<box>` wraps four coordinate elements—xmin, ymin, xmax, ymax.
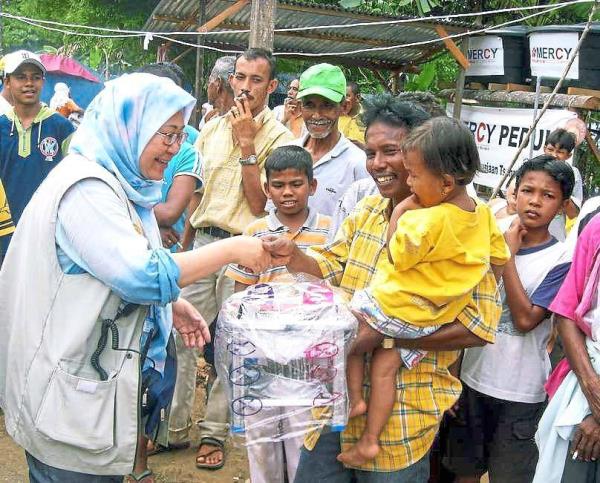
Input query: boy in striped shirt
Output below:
<box><xmin>226</xmin><ymin>145</ymin><xmax>331</xmax><ymax>287</ymax></box>
<box><xmin>225</xmin><ymin>144</ymin><xmax>331</xmax><ymax>483</ymax></box>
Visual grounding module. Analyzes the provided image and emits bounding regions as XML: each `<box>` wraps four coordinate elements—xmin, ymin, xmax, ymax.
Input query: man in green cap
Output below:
<box><xmin>293</xmin><ymin>63</ymin><xmax>368</xmax><ymax>218</ymax></box>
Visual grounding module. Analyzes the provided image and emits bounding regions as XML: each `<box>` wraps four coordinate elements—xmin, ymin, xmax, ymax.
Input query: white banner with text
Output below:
<box><xmin>447</xmin><ymin>105</ymin><xmax>577</xmax><ymax>188</ymax></box>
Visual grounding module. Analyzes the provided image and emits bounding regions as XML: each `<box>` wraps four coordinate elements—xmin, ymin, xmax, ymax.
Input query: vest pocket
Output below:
<box><xmin>35</xmin><ymin>364</ymin><xmax>117</xmax><ymax>452</ymax></box>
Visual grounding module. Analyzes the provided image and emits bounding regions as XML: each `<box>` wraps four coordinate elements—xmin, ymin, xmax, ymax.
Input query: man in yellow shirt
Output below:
<box><xmin>165</xmin><ymin>48</ymin><xmax>294</xmax><ymax>470</ymax></box>
<box><xmin>264</xmin><ymin>94</ymin><xmax>502</xmax><ymax>481</ymax></box>
<box><xmin>338</xmin><ymin>81</ymin><xmax>366</xmax><ymax>147</ymax></box>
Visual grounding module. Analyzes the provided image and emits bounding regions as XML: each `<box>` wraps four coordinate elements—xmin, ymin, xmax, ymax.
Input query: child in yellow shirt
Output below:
<box><xmin>338</xmin><ymin>117</ymin><xmax>510</xmax><ymax>467</ymax></box>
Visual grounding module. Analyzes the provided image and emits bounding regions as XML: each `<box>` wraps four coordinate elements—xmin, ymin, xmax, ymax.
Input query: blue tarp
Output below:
<box><xmin>41</xmin><ymin>73</ymin><xmax>104</xmax><ymax>111</ymax></box>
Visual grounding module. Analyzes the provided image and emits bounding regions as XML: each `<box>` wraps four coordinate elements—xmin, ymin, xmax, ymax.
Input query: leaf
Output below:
<box><xmin>417</xmin><ymin>0</ymin><xmax>433</xmax><ymax>14</ymax></box>
<box><xmin>40</xmin><ymin>45</ymin><xmax>58</xmax><ymax>54</ymax></box>
<box><xmin>339</xmin><ymin>0</ymin><xmax>363</xmax><ymax>8</ymax></box>
<box><xmin>414</xmin><ymin>62</ymin><xmax>436</xmax><ymax>90</ymax></box>
<box><xmin>88</xmin><ymin>47</ymin><xmax>102</xmax><ymax>70</ymax></box>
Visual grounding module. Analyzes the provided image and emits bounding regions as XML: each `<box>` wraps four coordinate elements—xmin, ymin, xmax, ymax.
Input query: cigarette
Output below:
<box><xmin>176</xmin><ymin>242</ymin><xmax>183</xmax><ymax>249</ymax></box>
<box><xmin>572</xmin><ymin>451</ymin><xmax>579</xmax><ymax>460</ymax></box>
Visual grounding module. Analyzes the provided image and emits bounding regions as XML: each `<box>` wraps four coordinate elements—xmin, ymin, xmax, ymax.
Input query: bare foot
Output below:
<box><xmin>337</xmin><ymin>435</ymin><xmax>380</xmax><ymax>467</ymax></box>
<box><xmin>348</xmin><ymin>398</ymin><xmax>368</xmax><ymax>419</ymax></box>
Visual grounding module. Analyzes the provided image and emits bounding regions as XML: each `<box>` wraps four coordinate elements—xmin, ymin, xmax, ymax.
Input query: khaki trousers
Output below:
<box><xmin>168</xmin><ymin>231</ymin><xmax>234</xmax><ymax>444</ymax></box>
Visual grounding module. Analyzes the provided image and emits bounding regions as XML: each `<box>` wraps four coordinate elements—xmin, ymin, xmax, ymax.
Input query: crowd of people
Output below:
<box><xmin>0</xmin><ymin>45</ymin><xmax>598</xmax><ymax>483</ymax></box>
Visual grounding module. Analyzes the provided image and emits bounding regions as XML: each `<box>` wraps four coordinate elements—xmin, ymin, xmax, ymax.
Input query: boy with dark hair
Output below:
<box><xmin>226</xmin><ymin>144</ymin><xmax>330</xmax><ymax>286</ymax></box>
<box><xmin>443</xmin><ymin>154</ymin><xmax>575</xmax><ymax>483</ymax></box>
<box><xmin>544</xmin><ymin>128</ymin><xmax>583</xmax><ymax>233</ymax></box>
<box><xmin>224</xmin><ymin>144</ymin><xmax>331</xmax><ymax>483</ymax></box>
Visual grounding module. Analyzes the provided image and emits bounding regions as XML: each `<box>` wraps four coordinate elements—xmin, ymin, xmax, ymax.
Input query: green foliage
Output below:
<box><xmin>404</xmin><ymin>62</ymin><xmax>436</xmax><ymax>91</ymax></box>
<box><xmin>403</xmin><ymin>53</ymin><xmax>458</xmax><ymax>92</ymax></box>
<box><xmin>2</xmin><ymin>0</ymin><xmax>157</xmax><ymax>77</ymax></box>
<box><xmin>338</xmin><ymin>0</ymin><xmax>440</xmax><ymax>16</ymax></box>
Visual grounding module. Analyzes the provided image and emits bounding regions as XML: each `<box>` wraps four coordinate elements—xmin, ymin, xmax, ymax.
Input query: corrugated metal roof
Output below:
<box><xmin>144</xmin><ymin>0</ymin><xmax>474</xmax><ymax>71</ymax></box>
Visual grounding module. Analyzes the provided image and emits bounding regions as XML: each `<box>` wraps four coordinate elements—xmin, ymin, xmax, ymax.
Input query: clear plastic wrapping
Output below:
<box><xmin>215</xmin><ymin>275</ymin><xmax>358</xmax><ymax>444</ymax></box>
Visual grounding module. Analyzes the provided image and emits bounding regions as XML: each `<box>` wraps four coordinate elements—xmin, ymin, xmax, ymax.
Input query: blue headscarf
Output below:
<box><xmin>69</xmin><ymin>73</ymin><xmax>196</xmax><ymax>373</ymax></box>
<box><xmin>69</xmin><ymin>73</ymin><xmax>195</xmax><ymax>209</ymax></box>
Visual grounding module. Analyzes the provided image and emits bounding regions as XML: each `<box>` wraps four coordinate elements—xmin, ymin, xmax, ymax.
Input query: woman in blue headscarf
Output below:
<box><xmin>0</xmin><ymin>73</ymin><xmax>270</xmax><ymax>483</ymax></box>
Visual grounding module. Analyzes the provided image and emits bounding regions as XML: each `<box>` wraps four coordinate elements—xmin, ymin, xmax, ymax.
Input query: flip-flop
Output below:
<box><xmin>147</xmin><ymin>440</ymin><xmax>190</xmax><ymax>457</ymax></box>
<box><xmin>125</xmin><ymin>469</ymin><xmax>155</xmax><ymax>483</ymax></box>
<box><xmin>196</xmin><ymin>438</ymin><xmax>225</xmax><ymax>471</ymax></box>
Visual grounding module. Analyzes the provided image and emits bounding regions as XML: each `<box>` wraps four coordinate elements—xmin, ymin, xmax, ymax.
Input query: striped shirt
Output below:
<box><xmin>225</xmin><ymin>208</ymin><xmax>331</xmax><ymax>285</ymax></box>
<box><xmin>305</xmin><ymin>194</ymin><xmax>502</xmax><ymax>472</ymax></box>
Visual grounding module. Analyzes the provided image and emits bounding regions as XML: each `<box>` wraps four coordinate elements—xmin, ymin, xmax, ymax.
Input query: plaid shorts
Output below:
<box><xmin>350</xmin><ymin>289</ymin><xmax>441</xmax><ymax>369</ymax></box>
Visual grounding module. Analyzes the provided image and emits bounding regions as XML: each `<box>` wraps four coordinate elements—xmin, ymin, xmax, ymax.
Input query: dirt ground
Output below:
<box><xmin>0</xmin><ymin>361</ymin><xmax>250</xmax><ymax>483</ymax></box>
<box><xmin>0</xmin><ymin>361</ymin><xmax>493</xmax><ymax>483</ymax></box>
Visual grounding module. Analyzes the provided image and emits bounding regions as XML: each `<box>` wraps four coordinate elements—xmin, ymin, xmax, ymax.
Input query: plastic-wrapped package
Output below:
<box><xmin>215</xmin><ymin>275</ymin><xmax>358</xmax><ymax>444</ymax></box>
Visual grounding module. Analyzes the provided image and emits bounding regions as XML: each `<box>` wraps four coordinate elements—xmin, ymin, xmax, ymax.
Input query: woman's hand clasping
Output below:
<box><xmin>234</xmin><ymin>235</ymin><xmax>272</xmax><ymax>274</ymax></box>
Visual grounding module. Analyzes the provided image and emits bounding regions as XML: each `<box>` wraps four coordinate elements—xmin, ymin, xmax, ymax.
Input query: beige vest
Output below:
<box><xmin>0</xmin><ymin>156</ymin><xmax>151</xmax><ymax>475</ymax></box>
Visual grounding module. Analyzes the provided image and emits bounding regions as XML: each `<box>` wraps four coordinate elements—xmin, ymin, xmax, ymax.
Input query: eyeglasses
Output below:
<box><xmin>155</xmin><ymin>130</ymin><xmax>188</xmax><ymax>146</ymax></box>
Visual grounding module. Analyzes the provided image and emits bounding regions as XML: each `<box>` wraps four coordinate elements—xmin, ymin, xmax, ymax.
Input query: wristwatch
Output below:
<box><xmin>239</xmin><ymin>154</ymin><xmax>257</xmax><ymax>166</ymax></box>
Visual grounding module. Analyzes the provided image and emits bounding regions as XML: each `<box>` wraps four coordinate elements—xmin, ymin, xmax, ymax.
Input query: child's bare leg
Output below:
<box><xmin>346</xmin><ymin>353</ymin><xmax>367</xmax><ymax>419</ymax></box>
<box><xmin>338</xmin><ymin>346</ymin><xmax>401</xmax><ymax>467</ymax></box>
<box><xmin>346</xmin><ymin>315</ymin><xmax>385</xmax><ymax>419</ymax></box>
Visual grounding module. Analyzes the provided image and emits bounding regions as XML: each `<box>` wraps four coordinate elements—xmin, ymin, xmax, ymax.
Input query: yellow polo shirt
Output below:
<box><xmin>190</xmin><ymin>107</ymin><xmax>294</xmax><ymax>234</ymax></box>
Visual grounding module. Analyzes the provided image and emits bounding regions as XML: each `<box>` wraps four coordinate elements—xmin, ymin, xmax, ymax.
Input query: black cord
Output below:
<box><xmin>90</xmin><ymin>303</ymin><xmax>156</xmax><ymax>380</ymax></box>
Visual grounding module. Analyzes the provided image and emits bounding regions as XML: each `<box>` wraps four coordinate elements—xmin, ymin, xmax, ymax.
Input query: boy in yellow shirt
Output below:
<box><xmin>338</xmin><ymin>117</ymin><xmax>510</xmax><ymax>467</ymax></box>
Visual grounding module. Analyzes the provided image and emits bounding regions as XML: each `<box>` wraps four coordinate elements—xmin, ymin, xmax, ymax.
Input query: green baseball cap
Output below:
<box><xmin>297</xmin><ymin>63</ymin><xmax>346</xmax><ymax>104</ymax></box>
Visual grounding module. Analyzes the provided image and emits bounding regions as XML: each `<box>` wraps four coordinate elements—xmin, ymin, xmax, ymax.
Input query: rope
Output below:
<box><xmin>128</xmin><ymin>3</ymin><xmax>577</xmax><ymax>57</ymax></box>
<box><xmin>0</xmin><ymin>1</ymin><xmax>590</xmax><ymax>57</ymax></box>
<box><xmin>489</xmin><ymin>0</ymin><xmax>599</xmax><ymax>200</ymax></box>
<box><xmin>1</xmin><ymin>1</ymin><xmax>590</xmax><ymax>36</ymax></box>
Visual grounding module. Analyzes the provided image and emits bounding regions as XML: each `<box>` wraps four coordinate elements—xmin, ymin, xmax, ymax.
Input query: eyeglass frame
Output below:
<box><xmin>155</xmin><ymin>130</ymin><xmax>188</xmax><ymax>146</ymax></box>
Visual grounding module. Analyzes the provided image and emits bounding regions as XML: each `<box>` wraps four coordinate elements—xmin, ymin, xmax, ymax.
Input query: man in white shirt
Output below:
<box><xmin>291</xmin><ymin>63</ymin><xmax>368</xmax><ymax>217</ymax></box>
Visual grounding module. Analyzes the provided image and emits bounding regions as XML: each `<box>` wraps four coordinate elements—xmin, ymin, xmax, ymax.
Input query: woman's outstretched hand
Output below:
<box><xmin>172</xmin><ymin>298</ymin><xmax>211</xmax><ymax>349</ymax></box>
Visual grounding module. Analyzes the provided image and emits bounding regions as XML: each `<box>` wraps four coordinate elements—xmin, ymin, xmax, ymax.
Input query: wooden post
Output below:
<box><xmin>391</xmin><ymin>72</ymin><xmax>401</xmax><ymax>95</ymax></box>
<box><xmin>249</xmin><ymin>0</ymin><xmax>277</xmax><ymax>49</ymax></box>
<box><xmin>452</xmin><ymin>37</ymin><xmax>469</xmax><ymax>121</ymax></box>
<box><xmin>435</xmin><ymin>25</ymin><xmax>470</xmax><ymax>70</ymax></box>
<box><xmin>192</xmin><ymin>0</ymin><xmax>207</xmax><ymax>127</ymax></box>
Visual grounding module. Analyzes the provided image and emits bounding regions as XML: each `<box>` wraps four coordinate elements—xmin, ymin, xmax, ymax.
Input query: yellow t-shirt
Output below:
<box><xmin>371</xmin><ymin>201</ymin><xmax>510</xmax><ymax>327</ymax></box>
<box><xmin>338</xmin><ymin>113</ymin><xmax>365</xmax><ymax>144</ymax></box>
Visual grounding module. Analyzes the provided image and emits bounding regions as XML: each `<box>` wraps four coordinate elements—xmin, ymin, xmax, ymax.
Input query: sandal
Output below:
<box><xmin>195</xmin><ymin>437</ymin><xmax>225</xmax><ymax>471</ymax></box>
<box><xmin>125</xmin><ymin>469</ymin><xmax>155</xmax><ymax>483</ymax></box>
<box><xmin>147</xmin><ymin>439</ymin><xmax>190</xmax><ymax>457</ymax></box>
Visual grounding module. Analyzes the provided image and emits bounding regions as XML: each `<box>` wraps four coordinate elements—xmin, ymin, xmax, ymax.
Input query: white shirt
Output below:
<box><xmin>461</xmin><ymin>237</ymin><xmax>571</xmax><ymax>403</ymax></box>
<box><xmin>291</xmin><ymin>133</ymin><xmax>368</xmax><ymax>217</ymax></box>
